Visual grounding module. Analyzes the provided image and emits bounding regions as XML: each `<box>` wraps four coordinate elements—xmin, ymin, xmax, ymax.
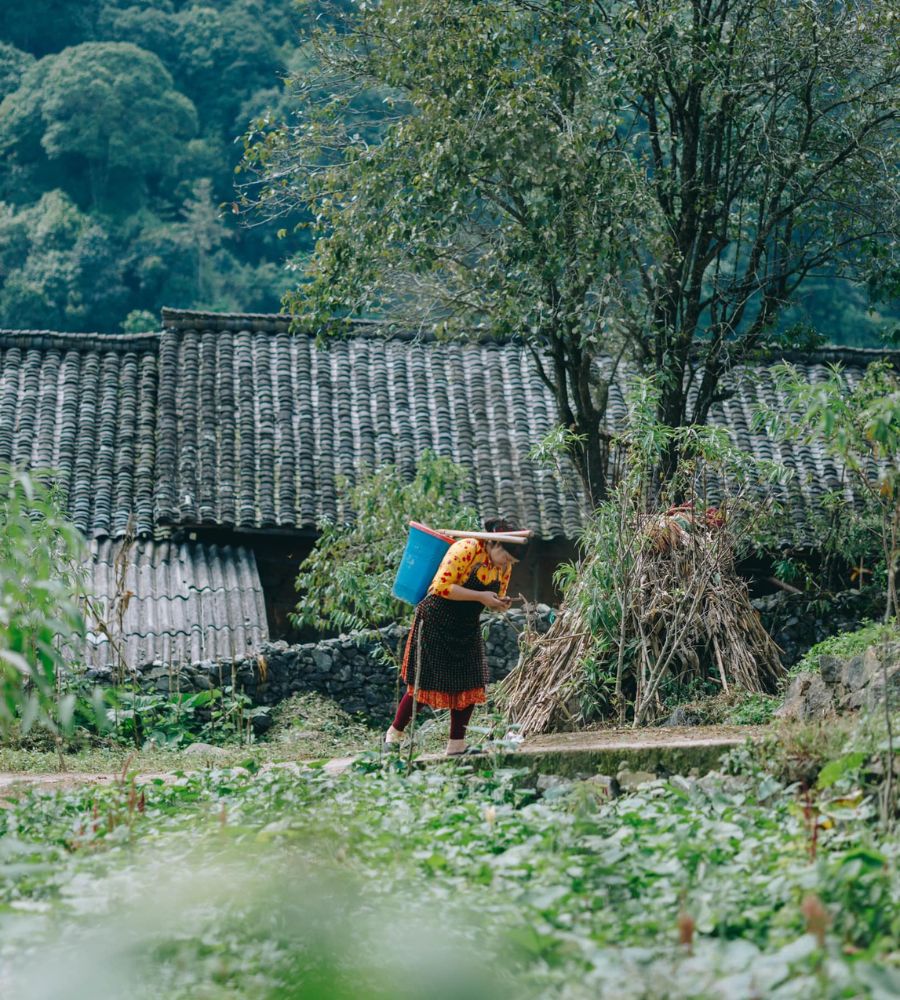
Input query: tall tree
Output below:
<box><xmin>0</xmin><ymin>190</ymin><xmax>128</xmax><ymax>331</ymax></box>
<box><xmin>244</xmin><ymin>0</ymin><xmax>899</xmax><ymax>502</ymax></box>
<box><xmin>0</xmin><ymin>42</ymin><xmax>197</xmax><ymax>208</ymax></box>
<box><xmin>178</xmin><ymin>178</ymin><xmax>233</xmax><ymax>304</ymax></box>
<box><xmin>0</xmin><ymin>42</ymin><xmax>33</xmax><ymax>101</ymax></box>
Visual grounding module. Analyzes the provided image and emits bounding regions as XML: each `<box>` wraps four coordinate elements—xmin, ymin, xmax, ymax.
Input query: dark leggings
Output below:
<box><xmin>391</xmin><ymin>692</ymin><xmax>475</xmax><ymax>740</ymax></box>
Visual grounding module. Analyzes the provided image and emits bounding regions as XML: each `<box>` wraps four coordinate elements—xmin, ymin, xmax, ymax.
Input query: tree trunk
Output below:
<box><xmin>571</xmin><ymin>418</ymin><xmax>609</xmax><ymax>509</ymax></box>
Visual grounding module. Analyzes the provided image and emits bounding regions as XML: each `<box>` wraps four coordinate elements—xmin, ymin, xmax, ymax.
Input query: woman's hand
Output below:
<box><xmin>482</xmin><ymin>592</ymin><xmax>512</xmax><ymax>611</ymax></box>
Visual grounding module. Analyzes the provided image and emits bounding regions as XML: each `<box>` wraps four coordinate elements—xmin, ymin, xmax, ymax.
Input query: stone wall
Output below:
<box><xmin>752</xmin><ymin>588</ymin><xmax>883</xmax><ymax>667</ymax></box>
<box><xmin>777</xmin><ymin>641</ymin><xmax>900</xmax><ymax>722</ymax></box>
<box><xmin>88</xmin><ymin>607</ymin><xmax>553</xmax><ymax>721</ymax></box>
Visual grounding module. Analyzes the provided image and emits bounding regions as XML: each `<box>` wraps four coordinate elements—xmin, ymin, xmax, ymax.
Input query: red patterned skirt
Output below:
<box><xmin>401</xmin><ymin>573</ymin><xmax>496</xmax><ymax>710</ymax></box>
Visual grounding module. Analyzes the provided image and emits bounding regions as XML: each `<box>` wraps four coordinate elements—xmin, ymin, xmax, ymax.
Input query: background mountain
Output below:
<box><xmin>0</xmin><ymin>0</ymin><xmax>894</xmax><ymax>344</ymax></box>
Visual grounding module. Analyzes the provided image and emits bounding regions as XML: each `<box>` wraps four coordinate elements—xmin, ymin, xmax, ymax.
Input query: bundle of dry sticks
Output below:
<box><xmin>501</xmin><ymin>504</ymin><xmax>783</xmax><ymax>733</ymax></box>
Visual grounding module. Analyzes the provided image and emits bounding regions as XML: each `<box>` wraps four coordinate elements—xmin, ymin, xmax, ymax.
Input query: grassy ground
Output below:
<box><xmin>0</xmin><ymin>692</ymin><xmax>512</xmax><ymax>775</ymax></box>
<box><xmin>0</xmin><ymin>677</ymin><xmax>862</xmax><ymax>779</ymax></box>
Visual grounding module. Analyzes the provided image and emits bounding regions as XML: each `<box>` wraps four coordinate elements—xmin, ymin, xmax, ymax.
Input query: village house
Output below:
<box><xmin>0</xmin><ymin>307</ymin><xmax>893</xmax><ymax>678</ymax></box>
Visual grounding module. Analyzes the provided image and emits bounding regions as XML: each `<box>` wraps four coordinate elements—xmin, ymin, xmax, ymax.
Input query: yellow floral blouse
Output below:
<box><xmin>428</xmin><ymin>538</ymin><xmax>511</xmax><ymax>599</ymax></box>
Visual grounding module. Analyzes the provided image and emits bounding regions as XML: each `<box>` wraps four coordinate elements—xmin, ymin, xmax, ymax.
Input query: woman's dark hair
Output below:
<box><xmin>483</xmin><ymin>517</ymin><xmax>530</xmax><ymax>559</ymax></box>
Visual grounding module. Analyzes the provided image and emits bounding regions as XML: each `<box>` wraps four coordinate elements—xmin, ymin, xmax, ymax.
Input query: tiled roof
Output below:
<box><xmin>1</xmin><ymin>312</ymin><xmax>897</xmax><ymax>543</ymax></box>
<box><xmin>158</xmin><ymin>310</ymin><xmax>896</xmax><ymax>537</ymax></box>
<box><xmin>80</xmin><ymin>539</ymin><xmax>268</xmax><ymax>670</ymax></box>
<box><xmin>0</xmin><ymin>328</ymin><xmax>159</xmax><ymax>539</ymax></box>
<box><xmin>154</xmin><ymin>309</ymin><xmax>585</xmax><ymax>538</ymax></box>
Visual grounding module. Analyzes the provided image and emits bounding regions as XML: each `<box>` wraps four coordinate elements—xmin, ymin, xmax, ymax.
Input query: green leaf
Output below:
<box><xmin>816</xmin><ymin>752</ymin><xmax>868</xmax><ymax>789</ymax></box>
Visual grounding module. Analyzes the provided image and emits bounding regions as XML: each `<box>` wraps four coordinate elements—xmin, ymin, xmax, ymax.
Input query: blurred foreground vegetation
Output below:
<box><xmin>1</xmin><ymin>719</ymin><xmax>899</xmax><ymax>999</ymax></box>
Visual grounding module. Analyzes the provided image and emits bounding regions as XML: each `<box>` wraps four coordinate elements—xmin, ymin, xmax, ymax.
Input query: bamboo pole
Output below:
<box><xmin>436</xmin><ymin>529</ymin><xmax>532</xmax><ymax>545</ymax></box>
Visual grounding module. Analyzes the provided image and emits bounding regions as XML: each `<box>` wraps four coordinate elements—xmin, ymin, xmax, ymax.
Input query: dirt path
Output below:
<box><xmin>0</xmin><ymin>759</ymin><xmax>351</xmax><ymax>797</ymax></box>
<box><xmin>0</xmin><ymin>725</ymin><xmax>769</xmax><ymax>794</ymax></box>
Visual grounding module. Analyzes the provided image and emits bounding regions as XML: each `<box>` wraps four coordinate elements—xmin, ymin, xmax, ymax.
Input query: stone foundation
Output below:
<box><xmin>752</xmin><ymin>588</ymin><xmax>882</xmax><ymax>667</ymax></box>
<box><xmin>777</xmin><ymin>641</ymin><xmax>900</xmax><ymax>721</ymax></box>
<box><xmin>84</xmin><ymin>607</ymin><xmax>554</xmax><ymax>721</ymax></box>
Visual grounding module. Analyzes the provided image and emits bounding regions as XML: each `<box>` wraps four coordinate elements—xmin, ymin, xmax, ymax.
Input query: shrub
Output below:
<box><xmin>0</xmin><ymin>465</ymin><xmax>87</xmax><ymax>736</ymax></box>
<box><xmin>292</xmin><ymin>450</ymin><xmax>478</xmax><ymax>635</ymax></box>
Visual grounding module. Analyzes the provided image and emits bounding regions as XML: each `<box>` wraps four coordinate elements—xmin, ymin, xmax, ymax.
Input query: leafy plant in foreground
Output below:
<box><xmin>0</xmin><ymin>465</ymin><xmax>87</xmax><ymax>737</ymax></box>
<box><xmin>1</xmin><ymin>759</ymin><xmax>899</xmax><ymax>998</ymax></box>
<box><xmin>103</xmin><ymin>687</ymin><xmax>263</xmax><ymax>749</ymax></box>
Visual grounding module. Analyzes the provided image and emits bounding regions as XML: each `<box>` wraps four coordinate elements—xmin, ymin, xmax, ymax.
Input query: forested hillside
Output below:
<box><xmin>0</xmin><ymin>0</ymin><xmax>895</xmax><ymax>343</ymax></box>
<box><xmin>0</xmin><ymin>0</ymin><xmax>305</xmax><ymax>333</ymax></box>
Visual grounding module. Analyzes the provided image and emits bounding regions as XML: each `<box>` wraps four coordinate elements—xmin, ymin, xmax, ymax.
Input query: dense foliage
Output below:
<box><xmin>762</xmin><ymin>361</ymin><xmax>900</xmax><ymax>620</ymax></box>
<box><xmin>0</xmin><ymin>0</ymin><xmax>305</xmax><ymax>332</ymax></box>
<box><xmin>0</xmin><ymin>466</ymin><xmax>87</xmax><ymax>735</ymax></box>
<box><xmin>0</xmin><ymin>0</ymin><xmax>895</xmax><ymax>354</ymax></box>
<box><xmin>292</xmin><ymin>450</ymin><xmax>478</xmax><ymax>634</ymax></box>
<box><xmin>0</xmin><ymin>748</ymin><xmax>898</xmax><ymax>998</ymax></box>
<box><xmin>244</xmin><ymin>0</ymin><xmax>899</xmax><ymax>501</ymax></box>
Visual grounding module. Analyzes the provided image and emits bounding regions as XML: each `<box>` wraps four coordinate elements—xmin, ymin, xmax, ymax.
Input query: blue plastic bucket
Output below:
<box><xmin>392</xmin><ymin>521</ymin><xmax>453</xmax><ymax>605</ymax></box>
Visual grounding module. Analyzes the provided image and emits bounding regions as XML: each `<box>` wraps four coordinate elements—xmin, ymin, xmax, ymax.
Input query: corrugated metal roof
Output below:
<box><xmin>79</xmin><ymin>540</ymin><xmax>268</xmax><ymax>670</ymax></box>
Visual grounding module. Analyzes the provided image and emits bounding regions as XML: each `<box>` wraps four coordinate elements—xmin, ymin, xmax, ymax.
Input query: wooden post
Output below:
<box><xmin>406</xmin><ymin>619</ymin><xmax>423</xmax><ymax>770</ymax></box>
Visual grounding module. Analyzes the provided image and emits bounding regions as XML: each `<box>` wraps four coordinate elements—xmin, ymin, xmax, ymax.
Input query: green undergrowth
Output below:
<box><xmin>0</xmin><ymin>691</ymin><xmax>520</xmax><ymax>774</ymax></box>
<box><xmin>663</xmin><ymin>689</ymin><xmax>782</xmax><ymax>728</ymax></box>
<box><xmin>267</xmin><ymin>690</ymin><xmax>524</xmax><ymax>759</ymax></box>
<box><xmin>0</xmin><ymin>749</ymin><xmax>898</xmax><ymax>999</ymax></box>
<box><xmin>0</xmin><ymin>741</ymin><xmax>268</xmax><ymax>776</ymax></box>
<box><xmin>790</xmin><ymin>620</ymin><xmax>899</xmax><ymax>678</ymax></box>
<box><xmin>266</xmin><ymin>691</ymin><xmax>382</xmax><ymax>757</ymax></box>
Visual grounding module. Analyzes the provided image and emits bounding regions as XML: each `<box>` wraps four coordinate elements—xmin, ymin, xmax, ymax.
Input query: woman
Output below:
<box><xmin>384</xmin><ymin>518</ymin><xmax>526</xmax><ymax>756</ymax></box>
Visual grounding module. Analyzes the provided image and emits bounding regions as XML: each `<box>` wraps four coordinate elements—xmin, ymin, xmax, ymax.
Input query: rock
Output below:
<box><xmin>311</xmin><ymin>649</ymin><xmax>333</xmax><ymax>671</ymax></box>
<box><xmin>250</xmin><ymin>712</ymin><xmax>273</xmax><ymax>735</ymax></box>
<box><xmin>776</xmin><ymin>673</ymin><xmax>835</xmax><ymax>721</ymax></box>
<box><xmin>536</xmin><ymin>774</ymin><xmax>574</xmax><ymax>799</ymax></box>
<box><xmin>581</xmin><ymin>774</ymin><xmax>618</xmax><ymax>798</ymax></box>
<box><xmin>841</xmin><ymin>654</ymin><xmax>869</xmax><ymax>692</ymax></box>
<box><xmin>865</xmin><ymin>660</ymin><xmax>900</xmax><ymax>712</ymax></box>
<box><xmin>697</xmin><ymin>772</ymin><xmax>754</xmax><ymax>796</ymax></box>
<box><xmin>660</xmin><ymin>706</ymin><xmax>702</xmax><ymax>727</ymax></box>
<box><xmin>536</xmin><ymin>773</ymin><xmax>569</xmax><ymax>792</ymax></box>
<box><xmin>183</xmin><ymin>742</ymin><xmax>229</xmax><ymax>759</ymax></box>
<box><xmin>818</xmin><ymin>654</ymin><xmax>843</xmax><ymax>685</ymax></box>
<box><xmin>841</xmin><ymin>686</ymin><xmax>868</xmax><ymax>711</ymax></box>
<box><xmin>616</xmin><ymin>767</ymin><xmax>658</xmax><ymax>790</ymax></box>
